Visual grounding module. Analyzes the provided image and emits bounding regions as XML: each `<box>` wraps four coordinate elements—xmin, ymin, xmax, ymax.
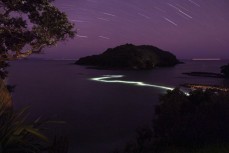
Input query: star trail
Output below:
<box><xmin>43</xmin><ymin>0</ymin><xmax>229</xmax><ymax>59</ymax></box>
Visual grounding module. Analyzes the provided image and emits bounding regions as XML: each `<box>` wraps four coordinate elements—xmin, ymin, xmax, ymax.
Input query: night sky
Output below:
<box><xmin>40</xmin><ymin>0</ymin><xmax>229</xmax><ymax>59</ymax></box>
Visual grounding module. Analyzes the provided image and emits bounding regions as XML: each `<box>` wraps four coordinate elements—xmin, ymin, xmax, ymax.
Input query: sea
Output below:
<box><xmin>7</xmin><ymin>59</ymin><xmax>229</xmax><ymax>153</ymax></box>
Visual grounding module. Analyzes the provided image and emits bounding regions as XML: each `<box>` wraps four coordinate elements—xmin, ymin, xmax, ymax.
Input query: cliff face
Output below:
<box><xmin>75</xmin><ymin>44</ymin><xmax>180</xmax><ymax>69</ymax></box>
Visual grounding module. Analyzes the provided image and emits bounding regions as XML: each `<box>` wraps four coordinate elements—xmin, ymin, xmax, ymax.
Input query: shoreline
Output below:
<box><xmin>182</xmin><ymin>72</ymin><xmax>224</xmax><ymax>78</ymax></box>
<box><xmin>182</xmin><ymin>83</ymin><xmax>229</xmax><ymax>92</ymax></box>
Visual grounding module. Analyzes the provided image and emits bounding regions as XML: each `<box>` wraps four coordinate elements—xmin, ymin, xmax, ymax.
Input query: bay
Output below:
<box><xmin>8</xmin><ymin>59</ymin><xmax>228</xmax><ymax>153</ymax></box>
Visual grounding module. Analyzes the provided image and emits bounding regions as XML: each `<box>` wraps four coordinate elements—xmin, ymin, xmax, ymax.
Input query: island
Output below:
<box><xmin>75</xmin><ymin>44</ymin><xmax>181</xmax><ymax>70</ymax></box>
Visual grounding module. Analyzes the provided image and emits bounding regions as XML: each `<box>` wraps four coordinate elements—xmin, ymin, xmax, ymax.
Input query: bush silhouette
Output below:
<box><xmin>120</xmin><ymin>89</ymin><xmax>229</xmax><ymax>153</ymax></box>
<box><xmin>221</xmin><ymin>64</ymin><xmax>229</xmax><ymax>78</ymax></box>
<box><xmin>154</xmin><ymin>89</ymin><xmax>229</xmax><ymax>147</ymax></box>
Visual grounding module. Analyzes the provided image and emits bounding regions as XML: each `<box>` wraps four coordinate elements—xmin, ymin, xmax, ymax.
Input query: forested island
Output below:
<box><xmin>75</xmin><ymin>44</ymin><xmax>181</xmax><ymax>70</ymax></box>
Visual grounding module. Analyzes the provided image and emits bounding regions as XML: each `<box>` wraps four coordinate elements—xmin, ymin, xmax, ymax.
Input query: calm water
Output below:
<box><xmin>8</xmin><ymin>59</ymin><xmax>228</xmax><ymax>153</ymax></box>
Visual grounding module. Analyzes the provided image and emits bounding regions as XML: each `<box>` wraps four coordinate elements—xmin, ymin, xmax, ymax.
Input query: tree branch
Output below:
<box><xmin>0</xmin><ymin>44</ymin><xmax>46</xmax><ymax>62</ymax></box>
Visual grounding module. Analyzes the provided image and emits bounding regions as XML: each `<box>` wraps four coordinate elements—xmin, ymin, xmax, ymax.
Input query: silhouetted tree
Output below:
<box><xmin>221</xmin><ymin>64</ymin><xmax>229</xmax><ymax>78</ymax></box>
<box><xmin>0</xmin><ymin>1</ymin><xmax>75</xmax><ymax>152</ymax></box>
<box><xmin>0</xmin><ymin>0</ymin><xmax>76</xmax><ymax>78</ymax></box>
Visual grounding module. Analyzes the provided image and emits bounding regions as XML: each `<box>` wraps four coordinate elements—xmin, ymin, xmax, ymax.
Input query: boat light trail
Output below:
<box><xmin>90</xmin><ymin>75</ymin><xmax>174</xmax><ymax>91</ymax></box>
<box><xmin>90</xmin><ymin>75</ymin><xmax>190</xmax><ymax>95</ymax></box>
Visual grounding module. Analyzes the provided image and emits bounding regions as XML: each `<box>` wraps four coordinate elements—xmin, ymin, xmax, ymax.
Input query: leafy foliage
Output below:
<box><xmin>0</xmin><ymin>0</ymin><xmax>76</xmax><ymax>78</ymax></box>
<box><xmin>1</xmin><ymin>80</ymin><xmax>49</xmax><ymax>151</ymax></box>
<box><xmin>0</xmin><ymin>0</ymin><xmax>75</xmax><ymax>58</ymax></box>
<box><xmin>0</xmin><ymin>1</ymin><xmax>75</xmax><ymax>152</ymax></box>
<box><xmin>0</xmin><ymin>96</ymin><xmax>69</xmax><ymax>153</ymax></box>
<box><xmin>0</xmin><ymin>104</ymin><xmax>48</xmax><ymax>153</ymax></box>
<box><xmin>119</xmin><ymin>89</ymin><xmax>229</xmax><ymax>153</ymax></box>
<box><xmin>0</xmin><ymin>61</ymin><xmax>8</xmax><ymax>79</ymax></box>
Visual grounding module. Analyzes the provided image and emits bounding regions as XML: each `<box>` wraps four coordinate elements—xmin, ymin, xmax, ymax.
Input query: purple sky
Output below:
<box><xmin>39</xmin><ymin>0</ymin><xmax>229</xmax><ymax>59</ymax></box>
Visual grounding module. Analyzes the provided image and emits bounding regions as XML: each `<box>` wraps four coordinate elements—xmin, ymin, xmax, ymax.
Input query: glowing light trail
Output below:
<box><xmin>90</xmin><ymin>75</ymin><xmax>190</xmax><ymax>96</ymax></box>
<box><xmin>163</xmin><ymin>17</ymin><xmax>178</xmax><ymax>26</ymax></box>
<box><xmin>188</xmin><ymin>0</ymin><xmax>201</xmax><ymax>7</ymax></box>
<box><xmin>76</xmin><ymin>35</ymin><xmax>88</xmax><ymax>38</ymax></box>
<box><xmin>90</xmin><ymin>75</ymin><xmax>174</xmax><ymax>91</ymax></box>
<box><xmin>98</xmin><ymin>36</ymin><xmax>110</xmax><ymax>40</ymax></box>
<box><xmin>97</xmin><ymin>17</ymin><xmax>110</xmax><ymax>21</ymax></box>
<box><xmin>167</xmin><ymin>3</ymin><xmax>193</xmax><ymax>19</ymax></box>
<box><xmin>103</xmin><ymin>12</ymin><xmax>116</xmax><ymax>17</ymax></box>
<box><xmin>138</xmin><ymin>13</ymin><xmax>151</xmax><ymax>19</ymax></box>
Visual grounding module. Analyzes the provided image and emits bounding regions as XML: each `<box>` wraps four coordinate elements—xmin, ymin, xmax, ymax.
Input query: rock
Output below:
<box><xmin>75</xmin><ymin>44</ymin><xmax>180</xmax><ymax>70</ymax></box>
<box><xmin>0</xmin><ymin>79</ymin><xmax>12</xmax><ymax>108</ymax></box>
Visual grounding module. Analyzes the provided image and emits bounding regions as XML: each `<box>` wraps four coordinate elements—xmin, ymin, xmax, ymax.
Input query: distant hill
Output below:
<box><xmin>75</xmin><ymin>44</ymin><xmax>181</xmax><ymax>70</ymax></box>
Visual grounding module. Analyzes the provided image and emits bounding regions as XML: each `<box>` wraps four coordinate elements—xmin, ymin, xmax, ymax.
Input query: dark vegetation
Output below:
<box><xmin>118</xmin><ymin>89</ymin><xmax>229</xmax><ymax>153</ymax></box>
<box><xmin>0</xmin><ymin>102</ymin><xmax>47</xmax><ymax>153</ymax></box>
<box><xmin>75</xmin><ymin>44</ymin><xmax>181</xmax><ymax>70</ymax></box>
<box><xmin>0</xmin><ymin>97</ymin><xmax>68</xmax><ymax>153</ymax></box>
<box><xmin>0</xmin><ymin>0</ymin><xmax>75</xmax><ymax>152</ymax></box>
<box><xmin>0</xmin><ymin>0</ymin><xmax>75</xmax><ymax>78</ymax></box>
<box><xmin>221</xmin><ymin>64</ymin><xmax>229</xmax><ymax>78</ymax></box>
